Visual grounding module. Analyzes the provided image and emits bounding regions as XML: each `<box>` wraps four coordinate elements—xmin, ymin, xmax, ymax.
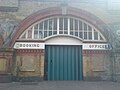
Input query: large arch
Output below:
<box><xmin>10</xmin><ymin>6</ymin><xmax>107</xmax><ymax>47</ymax></box>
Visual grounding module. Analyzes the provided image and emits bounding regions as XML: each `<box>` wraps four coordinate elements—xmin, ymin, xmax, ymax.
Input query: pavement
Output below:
<box><xmin>0</xmin><ymin>81</ymin><xmax>119</xmax><ymax>90</ymax></box>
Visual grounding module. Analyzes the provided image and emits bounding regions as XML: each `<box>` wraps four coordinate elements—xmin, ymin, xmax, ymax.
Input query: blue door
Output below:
<box><xmin>45</xmin><ymin>45</ymin><xmax>82</xmax><ymax>80</ymax></box>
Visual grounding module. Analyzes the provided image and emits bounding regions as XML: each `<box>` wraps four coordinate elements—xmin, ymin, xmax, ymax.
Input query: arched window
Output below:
<box><xmin>19</xmin><ymin>16</ymin><xmax>106</xmax><ymax>41</ymax></box>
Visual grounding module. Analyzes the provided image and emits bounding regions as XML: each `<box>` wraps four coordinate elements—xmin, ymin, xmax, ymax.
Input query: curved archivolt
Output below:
<box><xmin>19</xmin><ymin>16</ymin><xmax>106</xmax><ymax>42</ymax></box>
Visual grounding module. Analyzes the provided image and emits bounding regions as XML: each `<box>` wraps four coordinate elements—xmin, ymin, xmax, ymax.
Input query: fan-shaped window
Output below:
<box><xmin>19</xmin><ymin>16</ymin><xmax>106</xmax><ymax>41</ymax></box>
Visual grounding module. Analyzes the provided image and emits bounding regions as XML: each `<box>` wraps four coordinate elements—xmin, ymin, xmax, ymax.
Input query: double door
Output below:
<box><xmin>45</xmin><ymin>45</ymin><xmax>83</xmax><ymax>80</ymax></box>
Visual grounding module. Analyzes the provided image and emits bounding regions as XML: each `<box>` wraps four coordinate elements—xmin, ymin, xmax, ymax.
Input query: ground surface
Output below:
<box><xmin>0</xmin><ymin>81</ymin><xmax>119</xmax><ymax>90</ymax></box>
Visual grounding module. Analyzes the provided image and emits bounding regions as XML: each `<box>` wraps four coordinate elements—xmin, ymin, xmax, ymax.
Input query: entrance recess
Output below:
<box><xmin>45</xmin><ymin>45</ymin><xmax>82</xmax><ymax>80</ymax></box>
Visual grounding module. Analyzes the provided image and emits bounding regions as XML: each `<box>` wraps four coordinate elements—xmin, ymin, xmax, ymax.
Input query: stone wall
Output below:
<box><xmin>0</xmin><ymin>0</ymin><xmax>120</xmax><ymax>82</ymax></box>
<box><xmin>0</xmin><ymin>0</ymin><xmax>119</xmax><ymax>45</ymax></box>
<box><xmin>83</xmin><ymin>50</ymin><xmax>112</xmax><ymax>81</ymax></box>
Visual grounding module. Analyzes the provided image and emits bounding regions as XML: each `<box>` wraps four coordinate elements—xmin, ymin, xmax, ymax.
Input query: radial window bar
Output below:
<box><xmin>19</xmin><ymin>16</ymin><xmax>105</xmax><ymax>41</ymax></box>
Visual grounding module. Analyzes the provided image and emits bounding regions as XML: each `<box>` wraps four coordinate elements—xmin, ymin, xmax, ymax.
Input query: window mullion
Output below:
<box><xmin>87</xmin><ymin>25</ymin><xmax>88</xmax><ymax>40</ymax></box>
<box><xmin>92</xmin><ymin>27</ymin><xmax>94</xmax><ymax>40</ymax></box>
<box><xmin>32</xmin><ymin>26</ymin><xmax>34</xmax><ymax>39</ymax></box>
<box><xmin>78</xmin><ymin>20</ymin><xmax>79</xmax><ymax>37</ymax></box>
<box><xmin>68</xmin><ymin>18</ymin><xmax>70</xmax><ymax>35</ymax></box>
<box><xmin>26</xmin><ymin>30</ymin><xmax>28</xmax><ymax>39</ymax></box>
<box><xmin>52</xmin><ymin>19</ymin><xmax>53</xmax><ymax>35</ymax></box>
<box><xmin>98</xmin><ymin>32</ymin><xmax>100</xmax><ymax>40</ymax></box>
<box><xmin>38</xmin><ymin>24</ymin><xmax>39</xmax><ymax>39</ymax></box>
<box><xmin>63</xmin><ymin>17</ymin><xmax>64</xmax><ymax>34</ymax></box>
<box><xmin>47</xmin><ymin>20</ymin><xmax>49</xmax><ymax>37</ymax></box>
<box><xmin>82</xmin><ymin>22</ymin><xmax>84</xmax><ymax>39</ymax></box>
<box><xmin>73</xmin><ymin>19</ymin><xmax>75</xmax><ymax>35</ymax></box>
<box><xmin>57</xmin><ymin>18</ymin><xmax>59</xmax><ymax>35</ymax></box>
<box><xmin>57</xmin><ymin>18</ymin><xmax>60</xmax><ymax>35</ymax></box>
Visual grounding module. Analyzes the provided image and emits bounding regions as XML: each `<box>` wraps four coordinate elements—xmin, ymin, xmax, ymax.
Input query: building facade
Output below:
<box><xmin>0</xmin><ymin>0</ymin><xmax>120</xmax><ymax>82</ymax></box>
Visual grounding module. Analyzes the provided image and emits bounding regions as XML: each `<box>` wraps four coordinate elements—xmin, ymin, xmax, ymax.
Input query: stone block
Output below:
<box><xmin>0</xmin><ymin>74</ymin><xmax>12</xmax><ymax>83</ymax></box>
<box><xmin>0</xmin><ymin>0</ymin><xmax>19</xmax><ymax>12</ymax></box>
<box><xmin>113</xmin><ymin>74</ymin><xmax>120</xmax><ymax>82</ymax></box>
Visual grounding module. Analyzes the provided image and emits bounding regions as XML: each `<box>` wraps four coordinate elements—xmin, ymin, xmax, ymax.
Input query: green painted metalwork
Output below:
<box><xmin>45</xmin><ymin>45</ymin><xmax>82</xmax><ymax>80</ymax></box>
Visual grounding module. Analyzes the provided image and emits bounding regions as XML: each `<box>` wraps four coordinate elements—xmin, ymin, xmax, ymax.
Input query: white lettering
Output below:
<box><xmin>14</xmin><ymin>42</ymin><xmax>111</xmax><ymax>50</ymax></box>
<box><xmin>83</xmin><ymin>44</ymin><xmax>111</xmax><ymax>50</ymax></box>
<box><xmin>14</xmin><ymin>42</ymin><xmax>45</xmax><ymax>49</ymax></box>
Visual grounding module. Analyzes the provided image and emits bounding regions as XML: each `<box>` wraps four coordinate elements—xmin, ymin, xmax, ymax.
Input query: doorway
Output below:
<box><xmin>45</xmin><ymin>45</ymin><xmax>83</xmax><ymax>80</ymax></box>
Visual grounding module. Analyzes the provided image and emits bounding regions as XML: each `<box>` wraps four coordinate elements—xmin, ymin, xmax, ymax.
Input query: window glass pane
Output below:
<box><xmin>79</xmin><ymin>21</ymin><xmax>82</xmax><ymax>30</ymax></box>
<box><xmin>53</xmin><ymin>31</ymin><xmax>57</xmax><ymax>34</ymax></box>
<box><xmin>59</xmin><ymin>31</ymin><xmax>63</xmax><ymax>34</ymax></box>
<box><xmin>70</xmin><ymin>18</ymin><xmax>73</xmax><ymax>30</ymax></box>
<box><xmin>34</xmin><ymin>26</ymin><xmax>38</xmax><ymax>39</ymax></box>
<box><xmin>39</xmin><ymin>31</ymin><xmax>43</xmax><ymax>39</ymax></box>
<box><xmin>84</xmin><ymin>32</ymin><xmax>87</xmax><ymax>39</ymax></box>
<box><xmin>88</xmin><ymin>25</ymin><xmax>92</xmax><ymax>31</ymax></box>
<box><xmin>75</xmin><ymin>32</ymin><xmax>78</xmax><ymax>36</ymax></box>
<box><xmin>59</xmin><ymin>17</ymin><xmax>63</xmax><ymax>30</ymax></box>
<box><xmin>75</xmin><ymin>20</ymin><xmax>78</xmax><ymax>30</ymax></box>
<box><xmin>79</xmin><ymin>32</ymin><xmax>83</xmax><ymax>38</ymax></box>
<box><xmin>27</xmin><ymin>28</ymin><xmax>32</xmax><ymax>39</ymax></box>
<box><xmin>94</xmin><ymin>31</ymin><xmax>98</xmax><ymax>40</ymax></box>
<box><xmin>44</xmin><ymin>20</ymin><xmax>48</xmax><ymax>30</ymax></box>
<box><xmin>21</xmin><ymin>32</ymin><xmax>26</xmax><ymax>39</ymax></box>
<box><xmin>84</xmin><ymin>23</ymin><xmax>87</xmax><ymax>31</ymax></box>
<box><xmin>88</xmin><ymin>32</ymin><xmax>92</xmax><ymax>40</ymax></box>
<box><xmin>34</xmin><ymin>24</ymin><xmax>38</xmax><ymax>29</ymax></box>
<box><xmin>39</xmin><ymin>22</ymin><xmax>43</xmax><ymax>30</ymax></box>
<box><xmin>34</xmin><ymin>30</ymin><xmax>38</xmax><ymax>39</ymax></box>
<box><xmin>44</xmin><ymin>31</ymin><xmax>47</xmax><ymax>38</ymax></box>
<box><xmin>64</xmin><ymin>31</ymin><xmax>68</xmax><ymax>34</ymax></box>
<box><xmin>64</xmin><ymin>18</ymin><xmax>68</xmax><ymax>30</ymax></box>
<box><xmin>49</xmin><ymin>31</ymin><xmax>52</xmax><ymax>36</ymax></box>
<box><xmin>100</xmin><ymin>35</ymin><xmax>104</xmax><ymax>40</ymax></box>
<box><xmin>70</xmin><ymin>31</ymin><xmax>73</xmax><ymax>35</ymax></box>
<box><xmin>49</xmin><ymin>19</ymin><xmax>52</xmax><ymax>30</ymax></box>
<box><xmin>53</xmin><ymin>18</ymin><xmax>57</xmax><ymax>30</ymax></box>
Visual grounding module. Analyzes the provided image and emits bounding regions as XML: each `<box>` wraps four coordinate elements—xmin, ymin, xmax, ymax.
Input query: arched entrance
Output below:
<box><xmin>45</xmin><ymin>45</ymin><xmax>82</xmax><ymax>80</ymax></box>
<box><xmin>45</xmin><ymin>36</ymin><xmax>83</xmax><ymax>80</ymax></box>
<box><xmin>10</xmin><ymin>6</ymin><xmax>107</xmax><ymax>47</ymax></box>
<box><xmin>11</xmin><ymin>7</ymin><xmax>111</xmax><ymax>81</ymax></box>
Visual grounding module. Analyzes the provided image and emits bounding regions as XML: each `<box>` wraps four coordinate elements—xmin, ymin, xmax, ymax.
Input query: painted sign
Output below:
<box><xmin>83</xmin><ymin>43</ymin><xmax>111</xmax><ymax>50</ymax></box>
<box><xmin>14</xmin><ymin>42</ymin><xmax>111</xmax><ymax>50</ymax></box>
<box><xmin>14</xmin><ymin>42</ymin><xmax>45</xmax><ymax>49</ymax></box>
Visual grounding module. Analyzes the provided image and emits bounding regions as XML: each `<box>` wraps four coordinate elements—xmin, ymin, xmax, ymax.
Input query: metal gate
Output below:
<box><xmin>45</xmin><ymin>45</ymin><xmax>82</xmax><ymax>80</ymax></box>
